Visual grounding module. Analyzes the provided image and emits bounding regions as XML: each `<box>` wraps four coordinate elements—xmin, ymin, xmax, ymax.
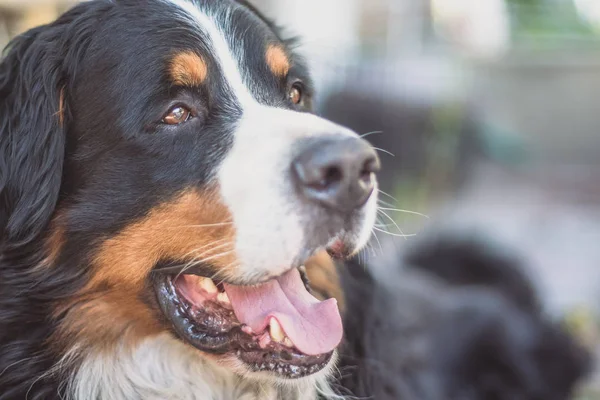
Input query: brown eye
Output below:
<box><xmin>163</xmin><ymin>106</ymin><xmax>192</xmax><ymax>125</ymax></box>
<box><xmin>289</xmin><ymin>84</ymin><xmax>303</xmax><ymax>105</ymax></box>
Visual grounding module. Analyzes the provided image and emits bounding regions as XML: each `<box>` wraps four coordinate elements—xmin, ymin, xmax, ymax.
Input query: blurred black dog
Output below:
<box><xmin>336</xmin><ymin>234</ymin><xmax>591</xmax><ymax>400</ymax></box>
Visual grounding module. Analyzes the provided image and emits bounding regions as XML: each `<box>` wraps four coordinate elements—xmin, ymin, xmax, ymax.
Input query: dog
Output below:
<box><xmin>0</xmin><ymin>1</ymin><xmax>381</xmax><ymax>399</ymax></box>
<box><xmin>336</xmin><ymin>234</ymin><xmax>591</xmax><ymax>400</ymax></box>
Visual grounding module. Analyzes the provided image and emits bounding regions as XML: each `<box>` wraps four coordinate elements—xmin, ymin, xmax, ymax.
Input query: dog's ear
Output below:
<box><xmin>0</xmin><ymin>26</ymin><xmax>67</xmax><ymax>250</ymax></box>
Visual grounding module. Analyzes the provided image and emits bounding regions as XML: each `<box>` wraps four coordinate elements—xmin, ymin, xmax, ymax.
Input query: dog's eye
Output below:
<box><xmin>289</xmin><ymin>84</ymin><xmax>303</xmax><ymax>105</ymax></box>
<box><xmin>163</xmin><ymin>106</ymin><xmax>192</xmax><ymax>125</ymax></box>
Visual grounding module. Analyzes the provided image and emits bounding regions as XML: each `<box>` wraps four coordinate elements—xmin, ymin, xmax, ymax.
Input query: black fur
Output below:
<box><xmin>0</xmin><ymin>7</ymin><xmax>100</xmax><ymax>398</ymax></box>
<box><xmin>0</xmin><ymin>25</ymin><xmax>65</xmax><ymax>250</ymax></box>
<box><xmin>337</xmin><ymin>235</ymin><xmax>591</xmax><ymax>400</ymax></box>
<box><xmin>405</xmin><ymin>234</ymin><xmax>541</xmax><ymax>314</ymax></box>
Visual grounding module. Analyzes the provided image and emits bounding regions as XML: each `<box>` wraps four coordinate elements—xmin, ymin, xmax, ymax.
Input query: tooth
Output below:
<box><xmin>283</xmin><ymin>337</ymin><xmax>294</xmax><ymax>348</ymax></box>
<box><xmin>269</xmin><ymin>317</ymin><xmax>285</xmax><ymax>343</ymax></box>
<box><xmin>198</xmin><ymin>277</ymin><xmax>218</xmax><ymax>294</ymax></box>
<box><xmin>217</xmin><ymin>292</ymin><xmax>230</xmax><ymax>304</ymax></box>
<box><xmin>259</xmin><ymin>332</ymin><xmax>271</xmax><ymax>349</ymax></box>
<box><xmin>242</xmin><ymin>325</ymin><xmax>254</xmax><ymax>335</ymax></box>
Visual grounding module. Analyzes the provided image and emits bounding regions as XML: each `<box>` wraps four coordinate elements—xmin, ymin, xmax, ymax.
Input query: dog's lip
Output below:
<box><xmin>326</xmin><ymin>238</ymin><xmax>348</xmax><ymax>259</ymax></box>
<box><xmin>153</xmin><ymin>273</ymin><xmax>335</xmax><ymax>378</ymax></box>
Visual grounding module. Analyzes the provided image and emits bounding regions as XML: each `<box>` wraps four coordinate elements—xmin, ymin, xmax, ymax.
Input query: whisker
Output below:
<box><xmin>372</xmin><ymin>147</ymin><xmax>395</xmax><ymax>157</ymax></box>
<box><xmin>360</xmin><ymin>130</ymin><xmax>383</xmax><ymax>139</ymax></box>
<box><xmin>372</xmin><ymin>231</ymin><xmax>383</xmax><ymax>256</ymax></box>
<box><xmin>173</xmin><ymin>242</ymin><xmax>232</xmax><ymax>280</ymax></box>
<box><xmin>185</xmin><ymin>222</ymin><xmax>233</xmax><ymax>228</ymax></box>
<box><xmin>180</xmin><ymin>245</ymin><xmax>232</xmax><ymax>271</ymax></box>
<box><xmin>210</xmin><ymin>266</ymin><xmax>238</xmax><ymax>287</ymax></box>
<box><xmin>374</xmin><ymin>222</ymin><xmax>396</xmax><ymax>227</ymax></box>
<box><xmin>378</xmin><ymin>207</ymin><xmax>429</xmax><ymax>219</ymax></box>
<box><xmin>175</xmin><ymin>249</ymin><xmax>235</xmax><ymax>280</ymax></box>
<box><xmin>365</xmin><ymin>240</ymin><xmax>376</xmax><ymax>258</ymax></box>
<box><xmin>377</xmin><ymin>198</ymin><xmax>398</xmax><ymax>208</ymax></box>
<box><xmin>373</xmin><ymin>227</ymin><xmax>417</xmax><ymax>238</ymax></box>
<box><xmin>152</xmin><ymin>239</ymin><xmax>230</xmax><ymax>276</ymax></box>
<box><xmin>165</xmin><ymin>222</ymin><xmax>234</xmax><ymax>229</ymax></box>
<box><xmin>377</xmin><ymin>208</ymin><xmax>407</xmax><ymax>241</ymax></box>
<box><xmin>378</xmin><ymin>189</ymin><xmax>399</xmax><ymax>203</ymax></box>
<box><xmin>175</xmin><ymin>239</ymin><xmax>230</xmax><ymax>264</ymax></box>
<box><xmin>210</xmin><ymin>261</ymin><xmax>241</xmax><ymax>284</ymax></box>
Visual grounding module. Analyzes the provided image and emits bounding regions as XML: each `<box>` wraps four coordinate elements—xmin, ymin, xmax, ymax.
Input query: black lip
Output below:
<box><xmin>153</xmin><ymin>274</ymin><xmax>334</xmax><ymax>379</ymax></box>
<box><xmin>237</xmin><ymin>348</ymin><xmax>332</xmax><ymax>378</ymax></box>
<box><xmin>154</xmin><ymin>275</ymin><xmax>235</xmax><ymax>353</ymax></box>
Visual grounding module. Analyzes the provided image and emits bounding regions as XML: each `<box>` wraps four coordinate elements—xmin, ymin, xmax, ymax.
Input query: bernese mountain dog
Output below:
<box><xmin>0</xmin><ymin>1</ymin><xmax>381</xmax><ymax>399</ymax></box>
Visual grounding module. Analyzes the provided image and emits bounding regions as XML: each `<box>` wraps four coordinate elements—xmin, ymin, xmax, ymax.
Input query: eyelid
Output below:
<box><xmin>291</xmin><ymin>80</ymin><xmax>312</xmax><ymax>98</ymax></box>
<box><xmin>163</xmin><ymin>102</ymin><xmax>191</xmax><ymax>115</ymax></box>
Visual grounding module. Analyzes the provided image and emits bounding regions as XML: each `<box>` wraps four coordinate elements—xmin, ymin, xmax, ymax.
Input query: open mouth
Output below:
<box><xmin>153</xmin><ymin>264</ymin><xmax>343</xmax><ymax>379</ymax></box>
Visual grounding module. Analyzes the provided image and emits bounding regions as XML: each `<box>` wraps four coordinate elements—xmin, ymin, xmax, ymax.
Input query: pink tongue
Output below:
<box><xmin>223</xmin><ymin>269</ymin><xmax>343</xmax><ymax>356</ymax></box>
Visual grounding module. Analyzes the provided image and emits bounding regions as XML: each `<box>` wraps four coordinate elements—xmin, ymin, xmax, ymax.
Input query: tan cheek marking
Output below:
<box><xmin>89</xmin><ymin>188</ymin><xmax>237</xmax><ymax>290</ymax></box>
<box><xmin>53</xmin><ymin>289</ymin><xmax>163</xmax><ymax>353</ymax></box>
<box><xmin>170</xmin><ymin>51</ymin><xmax>208</xmax><ymax>87</ymax></box>
<box><xmin>305</xmin><ymin>251</ymin><xmax>345</xmax><ymax>313</ymax></box>
<box><xmin>53</xmin><ymin>189</ymin><xmax>237</xmax><ymax>353</ymax></box>
<box><xmin>265</xmin><ymin>44</ymin><xmax>290</xmax><ymax>77</ymax></box>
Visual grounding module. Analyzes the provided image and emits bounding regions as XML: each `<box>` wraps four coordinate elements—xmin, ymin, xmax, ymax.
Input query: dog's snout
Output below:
<box><xmin>292</xmin><ymin>137</ymin><xmax>380</xmax><ymax>213</ymax></box>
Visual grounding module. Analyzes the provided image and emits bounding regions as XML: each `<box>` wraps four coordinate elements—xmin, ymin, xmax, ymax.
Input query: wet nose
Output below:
<box><xmin>292</xmin><ymin>137</ymin><xmax>380</xmax><ymax>213</ymax></box>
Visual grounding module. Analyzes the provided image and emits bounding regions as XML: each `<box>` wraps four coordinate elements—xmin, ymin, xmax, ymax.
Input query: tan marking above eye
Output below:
<box><xmin>265</xmin><ymin>44</ymin><xmax>290</xmax><ymax>77</ymax></box>
<box><xmin>163</xmin><ymin>106</ymin><xmax>191</xmax><ymax>125</ymax></box>
<box><xmin>170</xmin><ymin>51</ymin><xmax>208</xmax><ymax>87</ymax></box>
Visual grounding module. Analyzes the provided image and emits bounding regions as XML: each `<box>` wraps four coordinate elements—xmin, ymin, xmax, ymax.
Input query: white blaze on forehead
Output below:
<box><xmin>167</xmin><ymin>0</ymin><xmax>255</xmax><ymax>107</ymax></box>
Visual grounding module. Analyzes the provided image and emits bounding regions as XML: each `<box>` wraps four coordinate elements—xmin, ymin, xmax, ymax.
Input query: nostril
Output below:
<box><xmin>360</xmin><ymin>156</ymin><xmax>379</xmax><ymax>183</ymax></box>
<box><xmin>322</xmin><ymin>165</ymin><xmax>343</xmax><ymax>187</ymax></box>
<box><xmin>359</xmin><ymin>169</ymin><xmax>372</xmax><ymax>184</ymax></box>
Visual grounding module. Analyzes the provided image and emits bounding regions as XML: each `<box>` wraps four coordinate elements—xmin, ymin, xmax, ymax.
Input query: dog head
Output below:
<box><xmin>0</xmin><ymin>0</ymin><xmax>379</xmax><ymax>389</ymax></box>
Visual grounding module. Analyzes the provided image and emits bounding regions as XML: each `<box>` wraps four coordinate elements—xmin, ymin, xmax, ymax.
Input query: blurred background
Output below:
<box><xmin>2</xmin><ymin>0</ymin><xmax>600</xmax><ymax>396</ymax></box>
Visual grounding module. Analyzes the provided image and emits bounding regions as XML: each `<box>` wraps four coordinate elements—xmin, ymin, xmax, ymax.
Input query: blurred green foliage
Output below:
<box><xmin>506</xmin><ymin>0</ymin><xmax>599</xmax><ymax>47</ymax></box>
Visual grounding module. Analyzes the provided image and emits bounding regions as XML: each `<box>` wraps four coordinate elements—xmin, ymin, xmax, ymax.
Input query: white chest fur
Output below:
<box><xmin>67</xmin><ymin>334</ymin><xmax>337</xmax><ymax>400</ymax></box>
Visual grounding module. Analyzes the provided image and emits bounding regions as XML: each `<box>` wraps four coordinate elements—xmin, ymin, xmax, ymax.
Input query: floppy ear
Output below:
<box><xmin>0</xmin><ymin>26</ymin><xmax>67</xmax><ymax>249</ymax></box>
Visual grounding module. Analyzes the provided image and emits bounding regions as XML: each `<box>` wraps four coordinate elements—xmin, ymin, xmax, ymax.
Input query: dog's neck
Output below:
<box><xmin>66</xmin><ymin>334</ymin><xmax>334</xmax><ymax>400</ymax></box>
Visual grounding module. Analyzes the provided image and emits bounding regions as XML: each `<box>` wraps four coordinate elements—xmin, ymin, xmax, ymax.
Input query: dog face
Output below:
<box><xmin>0</xmin><ymin>0</ymin><xmax>378</xmax><ymax>388</ymax></box>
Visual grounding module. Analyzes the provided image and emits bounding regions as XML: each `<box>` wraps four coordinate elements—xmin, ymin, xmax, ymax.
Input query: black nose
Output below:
<box><xmin>292</xmin><ymin>137</ymin><xmax>380</xmax><ymax>213</ymax></box>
